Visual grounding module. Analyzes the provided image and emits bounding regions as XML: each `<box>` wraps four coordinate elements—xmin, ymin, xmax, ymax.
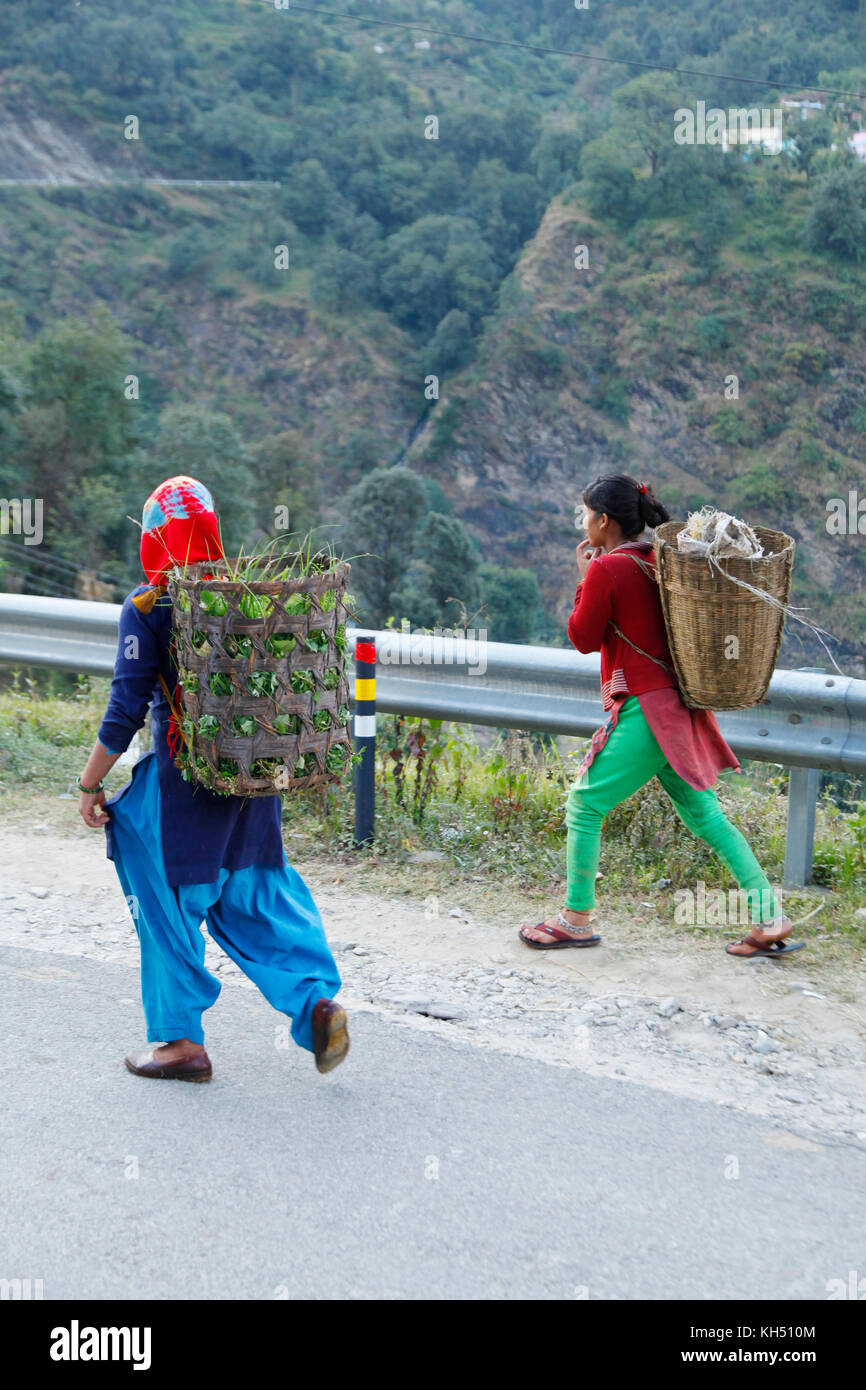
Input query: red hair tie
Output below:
<box><xmin>637</xmin><ymin>482</ymin><xmax>648</xmax><ymax>494</ymax></box>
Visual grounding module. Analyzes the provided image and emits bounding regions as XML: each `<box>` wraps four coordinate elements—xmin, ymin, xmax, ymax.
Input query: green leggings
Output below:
<box><xmin>566</xmin><ymin>697</ymin><xmax>780</xmax><ymax>922</ymax></box>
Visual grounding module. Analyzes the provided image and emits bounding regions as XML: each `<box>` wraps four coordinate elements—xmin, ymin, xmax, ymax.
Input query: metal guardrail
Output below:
<box><xmin>2</xmin><ymin>595</ymin><xmax>865</xmax><ymax>888</ymax></box>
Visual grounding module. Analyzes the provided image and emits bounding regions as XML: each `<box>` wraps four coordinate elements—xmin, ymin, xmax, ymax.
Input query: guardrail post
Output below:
<box><xmin>783</xmin><ymin>766</ymin><xmax>819</xmax><ymax>888</ymax></box>
<box><xmin>353</xmin><ymin>636</ymin><xmax>376</xmax><ymax>847</ymax></box>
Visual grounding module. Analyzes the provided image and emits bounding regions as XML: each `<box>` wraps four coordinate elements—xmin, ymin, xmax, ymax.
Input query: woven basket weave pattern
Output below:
<box><xmin>167</xmin><ymin>559</ymin><xmax>352</xmax><ymax>796</ymax></box>
<box><xmin>653</xmin><ymin>523</ymin><xmax>795</xmax><ymax>711</ymax></box>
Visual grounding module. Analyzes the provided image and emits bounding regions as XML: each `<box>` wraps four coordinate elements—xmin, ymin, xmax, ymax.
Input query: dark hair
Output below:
<box><xmin>582</xmin><ymin>473</ymin><xmax>670</xmax><ymax>537</ymax></box>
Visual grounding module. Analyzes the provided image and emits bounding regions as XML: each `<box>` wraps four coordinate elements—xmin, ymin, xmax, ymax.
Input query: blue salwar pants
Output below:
<box><xmin>106</xmin><ymin>754</ymin><xmax>341</xmax><ymax>1052</ymax></box>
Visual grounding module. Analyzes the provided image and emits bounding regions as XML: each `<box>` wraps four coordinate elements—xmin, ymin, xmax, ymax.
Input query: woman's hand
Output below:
<box><xmin>79</xmin><ymin>788</ymin><xmax>109</xmax><ymax>829</ymax></box>
<box><xmin>576</xmin><ymin>539</ymin><xmax>600</xmax><ymax>579</ymax></box>
<box><xmin>77</xmin><ymin>738</ymin><xmax>122</xmax><ymax>828</ymax></box>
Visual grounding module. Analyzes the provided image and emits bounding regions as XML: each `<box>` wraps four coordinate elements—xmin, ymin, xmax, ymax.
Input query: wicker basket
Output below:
<box><xmin>653</xmin><ymin>522</ymin><xmax>795</xmax><ymax>711</ymax></box>
<box><xmin>166</xmin><ymin>557</ymin><xmax>352</xmax><ymax>796</ymax></box>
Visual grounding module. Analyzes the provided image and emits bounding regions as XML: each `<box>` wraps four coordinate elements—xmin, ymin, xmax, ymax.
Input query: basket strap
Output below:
<box><xmin>157</xmin><ymin>672</ymin><xmax>191</xmax><ymax>753</ymax></box>
<box><xmin>608</xmin><ymin>622</ymin><xmax>676</xmax><ymax>676</ymax></box>
<box><xmin>604</xmin><ymin>553</ymin><xmax>677</xmax><ymax>676</ymax></box>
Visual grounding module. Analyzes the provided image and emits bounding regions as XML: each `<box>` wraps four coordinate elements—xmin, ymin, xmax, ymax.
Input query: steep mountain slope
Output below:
<box><xmin>409</xmin><ymin>190</ymin><xmax>866</xmax><ymax>671</ymax></box>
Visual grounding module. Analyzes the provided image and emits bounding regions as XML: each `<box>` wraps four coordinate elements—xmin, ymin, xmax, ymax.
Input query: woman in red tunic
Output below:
<box><xmin>519</xmin><ymin>474</ymin><xmax>802</xmax><ymax>960</ymax></box>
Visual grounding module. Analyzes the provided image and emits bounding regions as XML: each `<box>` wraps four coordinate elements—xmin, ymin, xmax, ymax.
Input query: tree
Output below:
<box><xmin>339</xmin><ymin>466</ymin><xmax>427</xmax><ymax>625</ymax></box>
<box><xmin>150</xmin><ymin>404</ymin><xmax>256</xmax><ymax>547</ymax></box>
<box><xmin>14</xmin><ymin>313</ymin><xmax>139</xmax><ymax>563</ymax></box>
<box><xmin>249</xmin><ymin>431</ymin><xmax>319</xmax><ymax>539</ymax></box>
<box><xmin>379</xmin><ymin>215</ymin><xmax>498</xmax><ymax>336</ymax></box>
<box><xmin>580</xmin><ymin>137</ymin><xmax>644</xmax><ymax>226</ymax></box>
<box><xmin>280</xmin><ymin>160</ymin><xmax>340</xmax><ymax>237</ymax></box>
<box><xmin>612</xmin><ymin>74</ymin><xmax>683</xmax><ymax>178</ymax></box>
<box><xmin>790</xmin><ymin>112</ymin><xmax>833</xmax><ymax>180</ymax></box>
<box><xmin>310</xmin><ymin>247</ymin><xmax>377</xmax><ymax>314</ymax></box>
<box><xmin>414</xmin><ymin>511</ymin><xmax>480</xmax><ymax>623</ymax></box>
<box><xmin>422</xmin><ymin>309</ymin><xmax>474</xmax><ymax>375</ymax></box>
<box><xmin>807</xmin><ymin>161</ymin><xmax>866</xmax><ymax>260</ymax></box>
<box><xmin>478</xmin><ymin>563</ymin><xmax>548</xmax><ymax>644</ymax></box>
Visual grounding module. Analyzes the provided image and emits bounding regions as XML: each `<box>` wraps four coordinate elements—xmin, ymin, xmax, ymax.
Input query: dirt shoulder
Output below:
<box><xmin>2</xmin><ymin>793</ymin><xmax>864</xmax><ymax>1148</ymax></box>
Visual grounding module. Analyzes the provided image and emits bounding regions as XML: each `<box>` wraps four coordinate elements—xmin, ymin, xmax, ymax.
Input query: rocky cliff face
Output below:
<box><xmin>406</xmin><ymin>195</ymin><xmax>866</xmax><ymax>672</ymax></box>
<box><xmin>0</xmin><ymin>113</ymin><xmax>114</xmax><ymax>183</ymax></box>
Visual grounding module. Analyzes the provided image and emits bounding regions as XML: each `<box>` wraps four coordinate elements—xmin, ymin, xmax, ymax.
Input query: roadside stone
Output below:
<box><xmin>28</xmin><ymin>887</ymin><xmax>49</xmax><ymax>899</ymax></box>
<box><xmin>752</xmin><ymin>1031</ymin><xmax>779</xmax><ymax>1055</ymax></box>
<box><xmin>659</xmin><ymin>997</ymin><xmax>681</xmax><ymax>1019</ymax></box>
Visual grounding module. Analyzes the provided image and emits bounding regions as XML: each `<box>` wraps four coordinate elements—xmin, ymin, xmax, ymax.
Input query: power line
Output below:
<box><xmin>269</xmin><ymin>1</ymin><xmax>866</xmax><ymax>103</ymax></box>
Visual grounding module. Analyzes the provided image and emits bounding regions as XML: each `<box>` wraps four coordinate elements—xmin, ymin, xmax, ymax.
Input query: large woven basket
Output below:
<box><xmin>167</xmin><ymin>557</ymin><xmax>352</xmax><ymax>796</ymax></box>
<box><xmin>653</xmin><ymin>522</ymin><xmax>795</xmax><ymax>710</ymax></box>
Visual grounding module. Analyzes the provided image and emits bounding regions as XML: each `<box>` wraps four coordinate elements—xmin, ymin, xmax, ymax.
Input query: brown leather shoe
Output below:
<box><xmin>124</xmin><ymin>1046</ymin><xmax>213</xmax><ymax>1082</ymax></box>
<box><xmin>311</xmin><ymin>999</ymin><xmax>350</xmax><ymax>1074</ymax></box>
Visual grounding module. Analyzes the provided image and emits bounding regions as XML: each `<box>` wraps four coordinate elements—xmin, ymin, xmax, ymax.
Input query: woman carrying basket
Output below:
<box><xmin>519</xmin><ymin>474</ymin><xmax>802</xmax><ymax>960</ymax></box>
<box><xmin>77</xmin><ymin>476</ymin><xmax>349</xmax><ymax>1082</ymax></box>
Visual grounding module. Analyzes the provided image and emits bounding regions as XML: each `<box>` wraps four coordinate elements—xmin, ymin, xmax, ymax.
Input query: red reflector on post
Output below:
<box><xmin>355</xmin><ymin>640</ymin><xmax>376</xmax><ymax>665</ymax></box>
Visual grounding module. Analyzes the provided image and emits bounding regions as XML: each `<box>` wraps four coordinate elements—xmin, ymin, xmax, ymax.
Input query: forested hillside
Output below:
<box><xmin>1</xmin><ymin>0</ymin><xmax>865</xmax><ymax>664</ymax></box>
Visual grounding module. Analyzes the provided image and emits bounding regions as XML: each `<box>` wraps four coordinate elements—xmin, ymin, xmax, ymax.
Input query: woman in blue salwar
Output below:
<box><xmin>77</xmin><ymin>475</ymin><xmax>349</xmax><ymax>1082</ymax></box>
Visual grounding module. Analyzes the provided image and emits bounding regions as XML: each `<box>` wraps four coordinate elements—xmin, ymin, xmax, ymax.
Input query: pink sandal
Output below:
<box><xmin>519</xmin><ymin>912</ymin><xmax>601</xmax><ymax>950</ymax></box>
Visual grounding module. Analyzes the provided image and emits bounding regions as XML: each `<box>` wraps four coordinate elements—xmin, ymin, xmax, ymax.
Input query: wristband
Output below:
<box><xmin>78</xmin><ymin>779</ymin><xmax>104</xmax><ymax>794</ymax></box>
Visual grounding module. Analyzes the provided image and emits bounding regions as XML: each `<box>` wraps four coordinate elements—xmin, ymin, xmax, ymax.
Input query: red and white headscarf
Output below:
<box><xmin>139</xmin><ymin>475</ymin><xmax>224</xmax><ymax>589</ymax></box>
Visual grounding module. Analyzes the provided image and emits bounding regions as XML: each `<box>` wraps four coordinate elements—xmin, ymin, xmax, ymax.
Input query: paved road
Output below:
<box><xmin>1</xmin><ymin>942</ymin><xmax>862</xmax><ymax>1300</ymax></box>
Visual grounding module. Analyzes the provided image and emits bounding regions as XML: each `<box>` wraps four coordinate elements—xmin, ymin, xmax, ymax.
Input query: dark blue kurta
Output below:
<box><xmin>99</xmin><ymin>586</ymin><xmax>284</xmax><ymax>887</ymax></box>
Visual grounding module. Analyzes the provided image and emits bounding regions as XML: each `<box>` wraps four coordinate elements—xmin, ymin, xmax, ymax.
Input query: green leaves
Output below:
<box><xmin>304</xmin><ymin>628</ymin><xmax>329</xmax><ymax>653</ymax></box>
<box><xmin>313</xmin><ymin>709</ymin><xmax>332</xmax><ymax>732</ymax></box>
<box><xmin>232</xmin><ymin>714</ymin><xmax>257</xmax><ymax>737</ymax></box>
<box><xmin>200</xmin><ymin>588</ymin><xmax>229</xmax><ymax>616</ymax></box>
<box><xmin>209</xmin><ymin>672</ymin><xmax>233</xmax><ymax>697</ymax></box>
<box><xmin>224</xmin><ymin>635</ymin><xmax>253</xmax><ymax>659</ymax></box>
<box><xmin>274</xmin><ymin>713</ymin><xmax>300</xmax><ymax>736</ymax></box>
<box><xmin>322</xmin><ymin>666</ymin><xmax>341</xmax><ymax>691</ymax></box>
<box><xmin>325</xmin><ymin>744</ymin><xmax>347</xmax><ymax>774</ymax></box>
<box><xmin>239</xmin><ymin>591</ymin><xmax>273</xmax><ymax>620</ymax></box>
<box><xmin>290</xmin><ymin>669</ymin><xmax>316</xmax><ymax>694</ymax></box>
<box><xmin>247</xmin><ymin>670</ymin><xmax>279</xmax><ymax>698</ymax></box>
<box><xmin>265</xmin><ymin>633</ymin><xmax>296</xmax><ymax>658</ymax></box>
<box><xmin>198</xmin><ymin>714</ymin><xmax>220</xmax><ymax>738</ymax></box>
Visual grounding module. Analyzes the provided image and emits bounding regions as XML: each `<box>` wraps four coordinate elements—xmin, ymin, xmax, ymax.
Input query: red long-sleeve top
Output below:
<box><xmin>568</xmin><ymin>543</ymin><xmax>676</xmax><ymax>707</ymax></box>
<box><xmin>567</xmin><ymin>540</ymin><xmax>739</xmax><ymax>790</ymax></box>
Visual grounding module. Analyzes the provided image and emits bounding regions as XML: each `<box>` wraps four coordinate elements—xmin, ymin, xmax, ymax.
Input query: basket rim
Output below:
<box><xmin>654</xmin><ymin>519</ymin><xmax>795</xmax><ymax>558</ymax></box>
<box><xmin>167</xmin><ymin>557</ymin><xmax>350</xmax><ymax>593</ymax></box>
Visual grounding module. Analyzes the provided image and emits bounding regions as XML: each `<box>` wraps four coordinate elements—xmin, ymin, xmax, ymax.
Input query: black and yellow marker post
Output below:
<box><xmin>353</xmin><ymin>637</ymin><xmax>376</xmax><ymax>846</ymax></box>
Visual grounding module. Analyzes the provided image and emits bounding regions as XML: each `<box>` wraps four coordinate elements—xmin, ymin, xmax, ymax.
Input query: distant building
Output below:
<box><xmin>414</xmin><ymin>39</ymin><xmax>431</xmax><ymax>50</ymax></box>
<box><xmin>849</xmin><ymin>131</ymin><xmax>866</xmax><ymax>163</ymax></box>
<box><xmin>781</xmin><ymin>94</ymin><xmax>826</xmax><ymax>120</ymax></box>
